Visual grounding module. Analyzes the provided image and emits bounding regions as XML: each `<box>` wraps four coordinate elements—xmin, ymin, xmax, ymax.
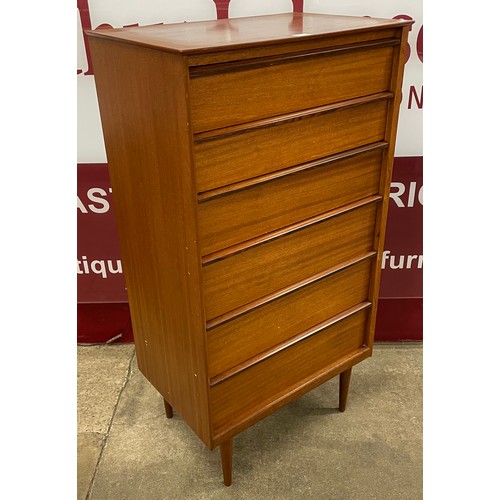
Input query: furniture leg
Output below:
<box><xmin>164</xmin><ymin>399</ymin><xmax>173</xmax><ymax>419</ymax></box>
<box><xmin>339</xmin><ymin>367</ymin><xmax>352</xmax><ymax>412</ymax></box>
<box><xmin>219</xmin><ymin>438</ymin><xmax>233</xmax><ymax>486</ymax></box>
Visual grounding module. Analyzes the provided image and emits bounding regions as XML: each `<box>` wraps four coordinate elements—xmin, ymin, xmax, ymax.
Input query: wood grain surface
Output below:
<box><xmin>210</xmin><ymin>308</ymin><xmax>369</xmax><ymax>436</ymax></box>
<box><xmin>207</xmin><ymin>257</ymin><xmax>373</xmax><ymax>378</ymax></box>
<box><xmin>187</xmin><ymin>28</ymin><xmax>400</xmax><ymax>67</ymax></box>
<box><xmin>88</xmin><ymin>38</ymin><xmax>212</xmax><ymax>446</ymax></box>
<box><xmin>365</xmin><ymin>25</ymin><xmax>412</xmax><ymax>348</ymax></box>
<box><xmin>189</xmin><ymin>43</ymin><xmax>394</xmax><ymax>132</ymax></box>
<box><xmin>194</xmin><ymin>96</ymin><xmax>389</xmax><ymax>191</ymax></box>
<box><xmin>198</xmin><ymin>147</ymin><xmax>384</xmax><ymax>255</ymax></box>
<box><xmin>87</xmin><ymin>13</ymin><xmax>413</xmax><ymax>480</ymax></box>
<box><xmin>87</xmin><ymin>13</ymin><xmax>412</xmax><ymax>54</ymax></box>
<box><xmin>202</xmin><ymin>200</ymin><xmax>378</xmax><ymax>320</ymax></box>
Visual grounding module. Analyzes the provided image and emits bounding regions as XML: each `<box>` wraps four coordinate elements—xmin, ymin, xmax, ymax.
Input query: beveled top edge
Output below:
<box><xmin>86</xmin><ymin>12</ymin><xmax>413</xmax><ymax>55</ymax></box>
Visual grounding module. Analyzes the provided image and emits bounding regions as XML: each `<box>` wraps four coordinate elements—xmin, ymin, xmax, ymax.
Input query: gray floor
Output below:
<box><xmin>78</xmin><ymin>343</ymin><xmax>422</xmax><ymax>499</ymax></box>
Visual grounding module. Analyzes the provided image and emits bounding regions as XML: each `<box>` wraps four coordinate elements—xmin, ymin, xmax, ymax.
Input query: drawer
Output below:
<box><xmin>207</xmin><ymin>257</ymin><xmax>373</xmax><ymax>379</ymax></box>
<box><xmin>194</xmin><ymin>97</ymin><xmax>389</xmax><ymax>192</ymax></box>
<box><xmin>189</xmin><ymin>43</ymin><xmax>395</xmax><ymax>133</ymax></box>
<box><xmin>202</xmin><ymin>200</ymin><xmax>378</xmax><ymax>321</ymax></box>
<box><xmin>198</xmin><ymin>146</ymin><xmax>384</xmax><ymax>255</ymax></box>
<box><xmin>210</xmin><ymin>307</ymin><xmax>368</xmax><ymax>436</ymax></box>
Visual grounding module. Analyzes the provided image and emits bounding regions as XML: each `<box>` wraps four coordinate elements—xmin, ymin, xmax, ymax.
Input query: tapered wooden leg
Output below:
<box><xmin>163</xmin><ymin>399</ymin><xmax>173</xmax><ymax>419</ymax></box>
<box><xmin>339</xmin><ymin>368</ymin><xmax>352</xmax><ymax>413</ymax></box>
<box><xmin>219</xmin><ymin>438</ymin><xmax>233</xmax><ymax>486</ymax></box>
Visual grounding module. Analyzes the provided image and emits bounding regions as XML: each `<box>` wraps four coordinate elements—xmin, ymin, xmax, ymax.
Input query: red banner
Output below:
<box><xmin>380</xmin><ymin>157</ymin><xmax>423</xmax><ymax>298</ymax></box>
<box><xmin>77</xmin><ymin>164</ymin><xmax>127</xmax><ymax>303</ymax></box>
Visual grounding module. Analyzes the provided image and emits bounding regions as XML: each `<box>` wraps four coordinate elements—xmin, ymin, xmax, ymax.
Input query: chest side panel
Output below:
<box><xmin>89</xmin><ymin>37</ymin><xmax>212</xmax><ymax>446</ymax></box>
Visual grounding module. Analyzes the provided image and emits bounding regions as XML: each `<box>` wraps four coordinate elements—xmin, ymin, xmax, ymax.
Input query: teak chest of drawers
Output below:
<box><xmin>88</xmin><ymin>12</ymin><xmax>412</xmax><ymax>485</ymax></box>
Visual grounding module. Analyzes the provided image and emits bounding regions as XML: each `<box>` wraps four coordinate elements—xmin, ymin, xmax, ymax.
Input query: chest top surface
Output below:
<box><xmin>86</xmin><ymin>12</ymin><xmax>412</xmax><ymax>54</ymax></box>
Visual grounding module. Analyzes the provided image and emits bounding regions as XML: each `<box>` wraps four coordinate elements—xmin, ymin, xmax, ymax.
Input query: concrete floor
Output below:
<box><xmin>78</xmin><ymin>343</ymin><xmax>422</xmax><ymax>499</ymax></box>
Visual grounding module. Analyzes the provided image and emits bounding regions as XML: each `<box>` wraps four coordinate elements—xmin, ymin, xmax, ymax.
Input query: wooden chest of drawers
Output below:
<box><xmin>88</xmin><ymin>13</ymin><xmax>412</xmax><ymax>485</ymax></box>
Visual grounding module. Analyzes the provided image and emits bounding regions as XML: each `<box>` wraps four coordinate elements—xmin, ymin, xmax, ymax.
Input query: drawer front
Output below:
<box><xmin>210</xmin><ymin>308</ymin><xmax>368</xmax><ymax>436</ymax></box>
<box><xmin>202</xmin><ymin>201</ymin><xmax>378</xmax><ymax>321</ymax></box>
<box><xmin>194</xmin><ymin>98</ymin><xmax>388</xmax><ymax>192</ymax></box>
<box><xmin>198</xmin><ymin>147</ymin><xmax>383</xmax><ymax>255</ymax></box>
<box><xmin>189</xmin><ymin>45</ymin><xmax>394</xmax><ymax>133</ymax></box>
<box><xmin>207</xmin><ymin>257</ymin><xmax>372</xmax><ymax>379</ymax></box>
